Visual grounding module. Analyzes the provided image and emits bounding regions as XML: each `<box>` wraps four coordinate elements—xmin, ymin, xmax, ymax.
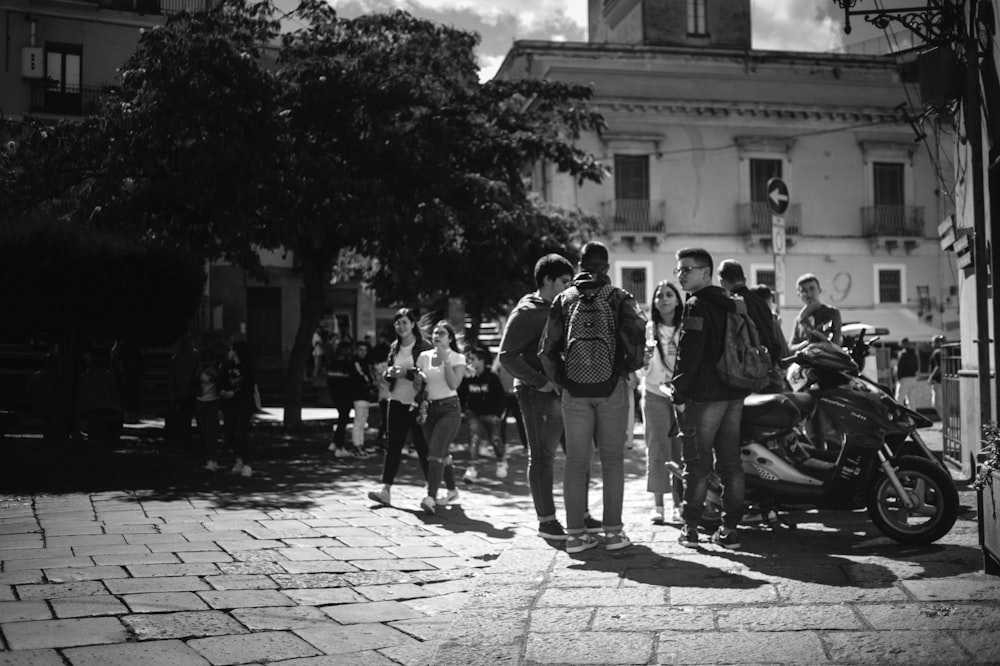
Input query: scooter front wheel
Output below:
<box><xmin>866</xmin><ymin>455</ymin><xmax>959</xmax><ymax>544</ymax></box>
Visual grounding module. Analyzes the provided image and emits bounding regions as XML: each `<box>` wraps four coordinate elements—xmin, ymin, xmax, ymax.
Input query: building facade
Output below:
<box><xmin>497</xmin><ymin>0</ymin><xmax>957</xmax><ymax>345</ymax></box>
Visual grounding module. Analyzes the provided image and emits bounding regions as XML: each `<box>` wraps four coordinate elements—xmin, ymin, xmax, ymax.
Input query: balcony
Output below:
<box><xmin>862</xmin><ymin>205</ymin><xmax>925</xmax><ymax>252</ymax></box>
<box><xmin>95</xmin><ymin>0</ymin><xmax>214</xmax><ymax>13</ymax></box>
<box><xmin>28</xmin><ymin>80</ymin><xmax>118</xmax><ymax>117</ymax></box>
<box><xmin>600</xmin><ymin>199</ymin><xmax>665</xmax><ymax>248</ymax></box>
<box><xmin>736</xmin><ymin>202</ymin><xmax>801</xmax><ymax>251</ymax></box>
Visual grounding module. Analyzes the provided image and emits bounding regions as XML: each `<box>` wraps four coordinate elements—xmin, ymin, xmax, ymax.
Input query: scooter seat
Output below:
<box><xmin>782</xmin><ymin>392</ymin><xmax>816</xmax><ymax>416</ymax></box>
<box><xmin>742</xmin><ymin>393</ymin><xmax>802</xmax><ymax>429</ymax></box>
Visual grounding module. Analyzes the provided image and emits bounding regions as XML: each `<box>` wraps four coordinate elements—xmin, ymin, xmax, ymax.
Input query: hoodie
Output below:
<box><xmin>672</xmin><ymin>285</ymin><xmax>750</xmax><ymax>404</ymax></box>
<box><xmin>539</xmin><ymin>271</ymin><xmax>647</xmax><ymax>398</ymax></box>
<box><xmin>498</xmin><ymin>292</ymin><xmax>553</xmax><ymax>390</ymax></box>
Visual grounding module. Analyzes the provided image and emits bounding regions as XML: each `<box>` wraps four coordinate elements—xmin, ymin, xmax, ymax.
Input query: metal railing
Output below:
<box><xmin>861</xmin><ymin>205</ymin><xmax>925</xmax><ymax>236</ymax></box>
<box><xmin>27</xmin><ymin>81</ymin><xmax>117</xmax><ymax>117</ymax></box>
<box><xmin>600</xmin><ymin>199</ymin><xmax>665</xmax><ymax>233</ymax></box>
<box><xmin>95</xmin><ymin>0</ymin><xmax>213</xmax><ymax>13</ymax></box>
<box><xmin>736</xmin><ymin>202</ymin><xmax>801</xmax><ymax>235</ymax></box>
<box><xmin>940</xmin><ymin>342</ymin><xmax>962</xmax><ymax>468</ymax></box>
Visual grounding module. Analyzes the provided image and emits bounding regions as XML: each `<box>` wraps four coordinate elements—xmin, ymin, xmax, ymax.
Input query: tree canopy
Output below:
<box><xmin>0</xmin><ymin>0</ymin><xmax>607</xmax><ymax>423</ymax></box>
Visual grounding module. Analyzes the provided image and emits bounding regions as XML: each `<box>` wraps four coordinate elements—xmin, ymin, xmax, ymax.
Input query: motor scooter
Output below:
<box><xmin>735</xmin><ymin>334</ymin><xmax>959</xmax><ymax>544</ymax></box>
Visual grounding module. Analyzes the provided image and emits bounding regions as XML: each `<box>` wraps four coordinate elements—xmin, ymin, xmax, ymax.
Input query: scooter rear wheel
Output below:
<box><xmin>866</xmin><ymin>455</ymin><xmax>959</xmax><ymax>544</ymax></box>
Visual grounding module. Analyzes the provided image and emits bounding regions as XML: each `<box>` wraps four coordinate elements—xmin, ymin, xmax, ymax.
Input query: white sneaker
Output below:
<box><xmin>463</xmin><ymin>466</ymin><xmax>478</xmax><ymax>482</ymax></box>
<box><xmin>240</xmin><ymin>465</ymin><xmax>253</xmax><ymax>478</ymax></box>
<box><xmin>436</xmin><ymin>488</ymin><xmax>460</xmax><ymax>506</ymax></box>
<box><xmin>650</xmin><ymin>506</ymin><xmax>665</xmax><ymax>523</ymax></box>
<box><xmin>367</xmin><ymin>488</ymin><xmax>390</xmax><ymax>505</ymax></box>
<box><xmin>421</xmin><ymin>497</ymin><xmax>436</xmax><ymax>515</ymax></box>
<box><xmin>231</xmin><ymin>459</ymin><xmax>244</xmax><ymax>475</ymax></box>
<box><xmin>203</xmin><ymin>460</ymin><xmax>219</xmax><ymax>473</ymax></box>
<box><xmin>495</xmin><ymin>460</ymin><xmax>509</xmax><ymax>479</ymax></box>
<box><xmin>333</xmin><ymin>447</ymin><xmax>354</xmax><ymax>458</ymax></box>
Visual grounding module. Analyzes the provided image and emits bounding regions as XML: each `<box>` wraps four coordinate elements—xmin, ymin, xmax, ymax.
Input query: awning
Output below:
<box><xmin>779</xmin><ymin>307</ymin><xmax>944</xmax><ymax>343</ymax></box>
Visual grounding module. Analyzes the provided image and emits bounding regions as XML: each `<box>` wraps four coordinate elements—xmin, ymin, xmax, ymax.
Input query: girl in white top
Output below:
<box><xmin>638</xmin><ymin>281</ymin><xmax>684</xmax><ymax>524</ymax></box>
<box><xmin>415</xmin><ymin>320</ymin><xmax>467</xmax><ymax>514</ymax></box>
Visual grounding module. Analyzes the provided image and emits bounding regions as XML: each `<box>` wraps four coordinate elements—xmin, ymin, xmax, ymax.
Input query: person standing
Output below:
<box><xmin>368</xmin><ymin>309</ymin><xmax>455</xmax><ymax>507</ymax></box>
<box><xmin>195</xmin><ymin>346</ymin><xmax>223</xmax><ymax>472</ymax></box>
<box><xmin>459</xmin><ymin>346</ymin><xmax>508</xmax><ymax>482</ymax></box>
<box><xmin>326</xmin><ymin>340</ymin><xmax>359</xmax><ymax>457</ymax></box>
<box><xmin>789</xmin><ymin>273</ymin><xmax>842</xmax><ymax>350</ymax></box>
<box><xmin>416</xmin><ymin>321</ymin><xmax>467</xmax><ymax>514</ymax></box>
<box><xmin>718</xmin><ymin>260</ymin><xmax>785</xmax><ymax>392</ymax></box>
<box><xmin>348</xmin><ymin>340</ymin><xmax>377</xmax><ymax>457</ymax></box>
<box><xmin>166</xmin><ymin>334</ymin><xmax>199</xmax><ymax>449</ymax></box>
<box><xmin>498</xmin><ymin>254</ymin><xmax>579</xmax><ymax>541</ymax></box>
<box><xmin>671</xmin><ymin>248</ymin><xmax>750</xmax><ymax>550</ymax></box>
<box><xmin>219</xmin><ymin>341</ymin><xmax>256</xmax><ymax>478</ymax></box>
<box><xmin>637</xmin><ymin>281</ymin><xmax>684</xmax><ymax>524</ymax></box>
<box><xmin>540</xmin><ymin>241</ymin><xmax>647</xmax><ymax>554</ymax></box>
<box><xmin>895</xmin><ymin>337</ymin><xmax>920</xmax><ymax>408</ymax></box>
<box><xmin>928</xmin><ymin>335</ymin><xmax>945</xmax><ymax>418</ymax></box>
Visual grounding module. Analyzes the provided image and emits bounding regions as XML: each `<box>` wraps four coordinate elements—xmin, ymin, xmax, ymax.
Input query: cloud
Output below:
<box><xmin>750</xmin><ymin>0</ymin><xmax>843</xmax><ymax>52</ymax></box>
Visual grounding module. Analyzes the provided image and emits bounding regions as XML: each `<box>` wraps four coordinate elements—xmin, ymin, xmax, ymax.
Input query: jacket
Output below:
<box><xmin>672</xmin><ymin>285</ymin><xmax>751</xmax><ymax>404</ymax></box>
<box><xmin>539</xmin><ymin>271</ymin><xmax>647</xmax><ymax>398</ymax></box>
<box><xmin>498</xmin><ymin>292</ymin><xmax>553</xmax><ymax>390</ymax></box>
<box><xmin>458</xmin><ymin>369</ymin><xmax>507</xmax><ymax>416</ymax></box>
<box><xmin>733</xmin><ymin>285</ymin><xmax>783</xmax><ymax>365</ymax></box>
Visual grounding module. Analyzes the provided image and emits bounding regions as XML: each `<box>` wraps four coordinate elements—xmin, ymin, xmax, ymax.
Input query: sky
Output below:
<box><xmin>326</xmin><ymin>0</ymin><xmax>917</xmax><ymax>81</ymax></box>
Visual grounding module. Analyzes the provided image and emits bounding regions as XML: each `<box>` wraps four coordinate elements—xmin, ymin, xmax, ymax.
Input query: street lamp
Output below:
<box><xmin>833</xmin><ymin>0</ymin><xmax>994</xmax><ymax>430</ymax></box>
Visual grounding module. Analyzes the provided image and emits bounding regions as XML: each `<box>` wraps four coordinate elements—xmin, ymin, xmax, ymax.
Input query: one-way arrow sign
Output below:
<box><xmin>766</xmin><ymin>177</ymin><xmax>789</xmax><ymax>216</ymax></box>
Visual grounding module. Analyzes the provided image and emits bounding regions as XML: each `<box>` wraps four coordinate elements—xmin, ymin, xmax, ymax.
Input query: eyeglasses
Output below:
<box><xmin>673</xmin><ymin>266</ymin><xmax>707</xmax><ymax>277</ymax></box>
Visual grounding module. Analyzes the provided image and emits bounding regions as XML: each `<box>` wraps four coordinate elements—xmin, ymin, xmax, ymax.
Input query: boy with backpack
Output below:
<box><xmin>671</xmin><ymin>248</ymin><xmax>751</xmax><ymax>550</ymax></box>
<box><xmin>540</xmin><ymin>241</ymin><xmax>647</xmax><ymax>553</ymax></box>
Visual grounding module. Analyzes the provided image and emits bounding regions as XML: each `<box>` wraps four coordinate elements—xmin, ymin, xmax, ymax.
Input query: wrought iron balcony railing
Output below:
<box><xmin>861</xmin><ymin>205</ymin><xmax>925</xmax><ymax>237</ymax></box>
<box><xmin>600</xmin><ymin>199</ymin><xmax>665</xmax><ymax>234</ymax></box>
<box><xmin>95</xmin><ymin>0</ymin><xmax>214</xmax><ymax>13</ymax></box>
<box><xmin>736</xmin><ymin>202</ymin><xmax>802</xmax><ymax>236</ymax></box>
<box><xmin>28</xmin><ymin>80</ymin><xmax>118</xmax><ymax>117</ymax></box>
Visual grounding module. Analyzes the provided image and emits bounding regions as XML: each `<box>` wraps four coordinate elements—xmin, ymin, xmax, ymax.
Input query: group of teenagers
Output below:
<box><xmin>364</xmin><ymin>240</ymin><xmax>844</xmax><ymax>555</ymax></box>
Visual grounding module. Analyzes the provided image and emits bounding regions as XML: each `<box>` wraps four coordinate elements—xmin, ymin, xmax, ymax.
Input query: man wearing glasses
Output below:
<box><xmin>670</xmin><ymin>248</ymin><xmax>749</xmax><ymax>550</ymax></box>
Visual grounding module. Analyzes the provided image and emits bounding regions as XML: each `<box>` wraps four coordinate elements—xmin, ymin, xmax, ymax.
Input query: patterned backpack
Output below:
<box><xmin>561</xmin><ymin>282</ymin><xmax>619</xmax><ymax>397</ymax></box>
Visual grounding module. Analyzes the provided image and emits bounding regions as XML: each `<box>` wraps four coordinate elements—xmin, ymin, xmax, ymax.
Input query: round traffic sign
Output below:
<box><xmin>766</xmin><ymin>177</ymin><xmax>789</xmax><ymax>216</ymax></box>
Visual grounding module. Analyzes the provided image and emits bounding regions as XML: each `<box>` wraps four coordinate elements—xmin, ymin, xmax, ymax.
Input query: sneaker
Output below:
<box><xmin>436</xmin><ymin>488</ymin><xmax>460</xmax><ymax>506</ymax></box>
<box><xmin>463</xmin><ymin>466</ymin><xmax>478</xmax><ymax>483</ymax></box>
<box><xmin>421</xmin><ymin>496</ymin><xmax>436</xmax><ymax>515</ymax></box>
<box><xmin>670</xmin><ymin>507</ymin><xmax>684</xmax><ymax>525</ymax></box>
<box><xmin>650</xmin><ymin>506</ymin><xmax>665</xmax><ymax>523</ymax></box>
<box><xmin>333</xmin><ymin>447</ymin><xmax>354</xmax><ymax>458</ymax></box>
<box><xmin>537</xmin><ymin>519</ymin><xmax>567</xmax><ymax>541</ymax></box>
<box><xmin>678</xmin><ymin>525</ymin><xmax>699</xmax><ymax>548</ymax></box>
<box><xmin>203</xmin><ymin>460</ymin><xmax>219</xmax><ymax>473</ymax></box>
<box><xmin>605</xmin><ymin>532</ymin><xmax>632</xmax><ymax>551</ymax></box>
<box><xmin>711</xmin><ymin>527</ymin><xmax>741</xmax><ymax>550</ymax></box>
<box><xmin>368</xmin><ymin>488</ymin><xmax>391</xmax><ymax>506</ymax></box>
<box><xmin>353</xmin><ymin>448</ymin><xmax>373</xmax><ymax>459</ymax></box>
<box><xmin>230</xmin><ymin>459</ymin><xmax>244</xmax><ymax>475</ymax></box>
<box><xmin>583</xmin><ymin>515</ymin><xmax>603</xmax><ymax>534</ymax></box>
<box><xmin>495</xmin><ymin>460</ymin><xmax>509</xmax><ymax>479</ymax></box>
<box><xmin>240</xmin><ymin>465</ymin><xmax>253</xmax><ymax>478</ymax></box>
<box><xmin>565</xmin><ymin>533</ymin><xmax>600</xmax><ymax>554</ymax></box>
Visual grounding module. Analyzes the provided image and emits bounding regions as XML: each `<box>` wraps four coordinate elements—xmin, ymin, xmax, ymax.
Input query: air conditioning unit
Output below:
<box><xmin>21</xmin><ymin>47</ymin><xmax>43</xmax><ymax>78</ymax></box>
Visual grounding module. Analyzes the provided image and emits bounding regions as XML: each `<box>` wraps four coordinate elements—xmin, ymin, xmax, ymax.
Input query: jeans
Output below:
<box><xmin>562</xmin><ymin>379</ymin><xmax>629</xmax><ymax>534</ymax></box>
<box><xmin>381</xmin><ymin>400</ymin><xmax>429</xmax><ymax>485</ymax></box>
<box><xmin>195</xmin><ymin>399</ymin><xmax>220</xmax><ymax>461</ymax></box>
<box><xmin>678</xmin><ymin>398</ymin><xmax>744</xmax><ymax>530</ymax></box>
<box><xmin>465</xmin><ymin>411</ymin><xmax>505</xmax><ymax>462</ymax></box>
<box><xmin>516</xmin><ymin>387</ymin><xmax>564</xmax><ymax>521</ymax></box>
<box><xmin>423</xmin><ymin>396</ymin><xmax>462</xmax><ymax>498</ymax></box>
<box><xmin>328</xmin><ymin>378</ymin><xmax>353</xmax><ymax>449</ymax></box>
<box><xmin>352</xmin><ymin>400</ymin><xmax>370</xmax><ymax>449</ymax></box>
<box><xmin>641</xmin><ymin>391</ymin><xmax>682</xmax><ymax>504</ymax></box>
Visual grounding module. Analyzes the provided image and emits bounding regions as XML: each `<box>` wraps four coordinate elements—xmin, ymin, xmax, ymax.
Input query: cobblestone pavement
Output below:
<box><xmin>1</xmin><ymin>415</ymin><xmax>998</xmax><ymax>665</ymax></box>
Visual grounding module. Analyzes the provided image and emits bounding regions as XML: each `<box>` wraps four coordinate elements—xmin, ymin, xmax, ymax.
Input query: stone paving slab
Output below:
<box><xmin>186</xmin><ymin>630</ymin><xmax>323</xmax><ymax>664</ymax></box>
<box><xmin>62</xmin><ymin>639</ymin><xmax>212</xmax><ymax>666</ymax></box>
<box><xmin>2</xmin><ymin>616</ymin><xmax>129</xmax><ymax>649</ymax></box>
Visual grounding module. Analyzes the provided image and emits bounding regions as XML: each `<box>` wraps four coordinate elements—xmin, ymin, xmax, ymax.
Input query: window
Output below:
<box><xmin>687</xmin><ymin>0</ymin><xmax>707</xmax><ymax>35</ymax></box>
<box><xmin>752</xmin><ymin>267</ymin><xmax>776</xmax><ymax>290</ymax></box>
<box><xmin>614</xmin><ymin>155</ymin><xmax>649</xmax><ymax>201</ymax></box>
<box><xmin>874</xmin><ymin>264</ymin><xmax>906</xmax><ymax>304</ymax></box>
<box><xmin>616</xmin><ymin>261</ymin><xmax>652</xmax><ymax>309</ymax></box>
<box><xmin>750</xmin><ymin>158</ymin><xmax>782</xmax><ymax>204</ymax></box>
<box><xmin>873</xmin><ymin>162</ymin><xmax>905</xmax><ymax>206</ymax></box>
<box><xmin>44</xmin><ymin>43</ymin><xmax>82</xmax><ymax>114</ymax></box>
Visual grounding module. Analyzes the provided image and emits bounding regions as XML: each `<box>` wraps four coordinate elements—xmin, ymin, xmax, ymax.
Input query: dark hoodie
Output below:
<box><xmin>539</xmin><ymin>271</ymin><xmax>647</xmax><ymax>398</ymax></box>
<box><xmin>498</xmin><ymin>292</ymin><xmax>552</xmax><ymax>390</ymax></box>
<box><xmin>672</xmin><ymin>285</ymin><xmax>750</xmax><ymax>404</ymax></box>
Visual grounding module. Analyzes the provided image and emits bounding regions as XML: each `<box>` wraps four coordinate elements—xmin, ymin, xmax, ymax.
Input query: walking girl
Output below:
<box><xmin>219</xmin><ymin>341</ymin><xmax>257</xmax><ymax>478</ymax></box>
<box><xmin>416</xmin><ymin>321</ymin><xmax>467</xmax><ymax>514</ymax></box>
<box><xmin>638</xmin><ymin>281</ymin><xmax>684</xmax><ymax>523</ymax></box>
<box><xmin>368</xmin><ymin>309</ymin><xmax>455</xmax><ymax>507</ymax></box>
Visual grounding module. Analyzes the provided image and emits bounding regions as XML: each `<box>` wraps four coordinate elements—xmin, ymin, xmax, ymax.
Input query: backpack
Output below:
<box><xmin>561</xmin><ymin>282</ymin><xmax>619</xmax><ymax>396</ymax></box>
<box><xmin>716</xmin><ymin>297</ymin><xmax>771</xmax><ymax>393</ymax></box>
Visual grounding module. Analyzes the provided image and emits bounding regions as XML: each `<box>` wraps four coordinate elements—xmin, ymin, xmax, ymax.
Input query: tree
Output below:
<box><xmin>1</xmin><ymin>0</ymin><xmax>606</xmax><ymax>426</ymax></box>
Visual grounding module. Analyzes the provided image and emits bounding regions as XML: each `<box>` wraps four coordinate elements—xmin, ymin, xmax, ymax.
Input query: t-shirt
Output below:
<box><xmin>389</xmin><ymin>342</ymin><xmax>419</xmax><ymax>405</ymax></box>
<box><xmin>417</xmin><ymin>349</ymin><xmax>465</xmax><ymax>401</ymax></box>
<box><xmin>639</xmin><ymin>322</ymin><xmax>677</xmax><ymax>399</ymax></box>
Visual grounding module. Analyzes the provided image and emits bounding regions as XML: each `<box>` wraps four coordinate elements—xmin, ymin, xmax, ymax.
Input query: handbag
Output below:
<box><xmin>413</xmin><ymin>388</ymin><xmax>430</xmax><ymax>425</ymax></box>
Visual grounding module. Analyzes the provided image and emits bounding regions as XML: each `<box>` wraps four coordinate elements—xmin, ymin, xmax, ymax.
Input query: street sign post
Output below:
<box><xmin>766</xmin><ymin>177</ymin><xmax>789</xmax><ymax>307</ymax></box>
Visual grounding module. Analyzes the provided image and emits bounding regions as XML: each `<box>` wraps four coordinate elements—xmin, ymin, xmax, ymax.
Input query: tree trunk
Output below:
<box><xmin>282</xmin><ymin>261</ymin><xmax>328</xmax><ymax>427</ymax></box>
<box><xmin>464</xmin><ymin>300</ymin><xmax>481</xmax><ymax>347</ymax></box>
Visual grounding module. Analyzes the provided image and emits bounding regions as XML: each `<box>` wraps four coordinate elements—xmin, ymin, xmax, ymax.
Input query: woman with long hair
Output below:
<box><xmin>368</xmin><ymin>309</ymin><xmax>455</xmax><ymax>506</ymax></box>
<box><xmin>638</xmin><ymin>281</ymin><xmax>684</xmax><ymax>523</ymax></box>
<box><xmin>415</xmin><ymin>320</ymin><xmax>467</xmax><ymax>514</ymax></box>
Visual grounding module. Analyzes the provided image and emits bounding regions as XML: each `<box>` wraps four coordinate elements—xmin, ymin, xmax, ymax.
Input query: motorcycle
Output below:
<box><xmin>700</xmin><ymin>333</ymin><xmax>959</xmax><ymax>544</ymax></box>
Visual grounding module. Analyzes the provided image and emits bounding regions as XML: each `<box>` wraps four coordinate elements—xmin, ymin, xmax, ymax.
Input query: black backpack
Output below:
<box><xmin>716</xmin><ymin>297</ymin><xmax>770</xmax><ymax>393</ymax></box>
